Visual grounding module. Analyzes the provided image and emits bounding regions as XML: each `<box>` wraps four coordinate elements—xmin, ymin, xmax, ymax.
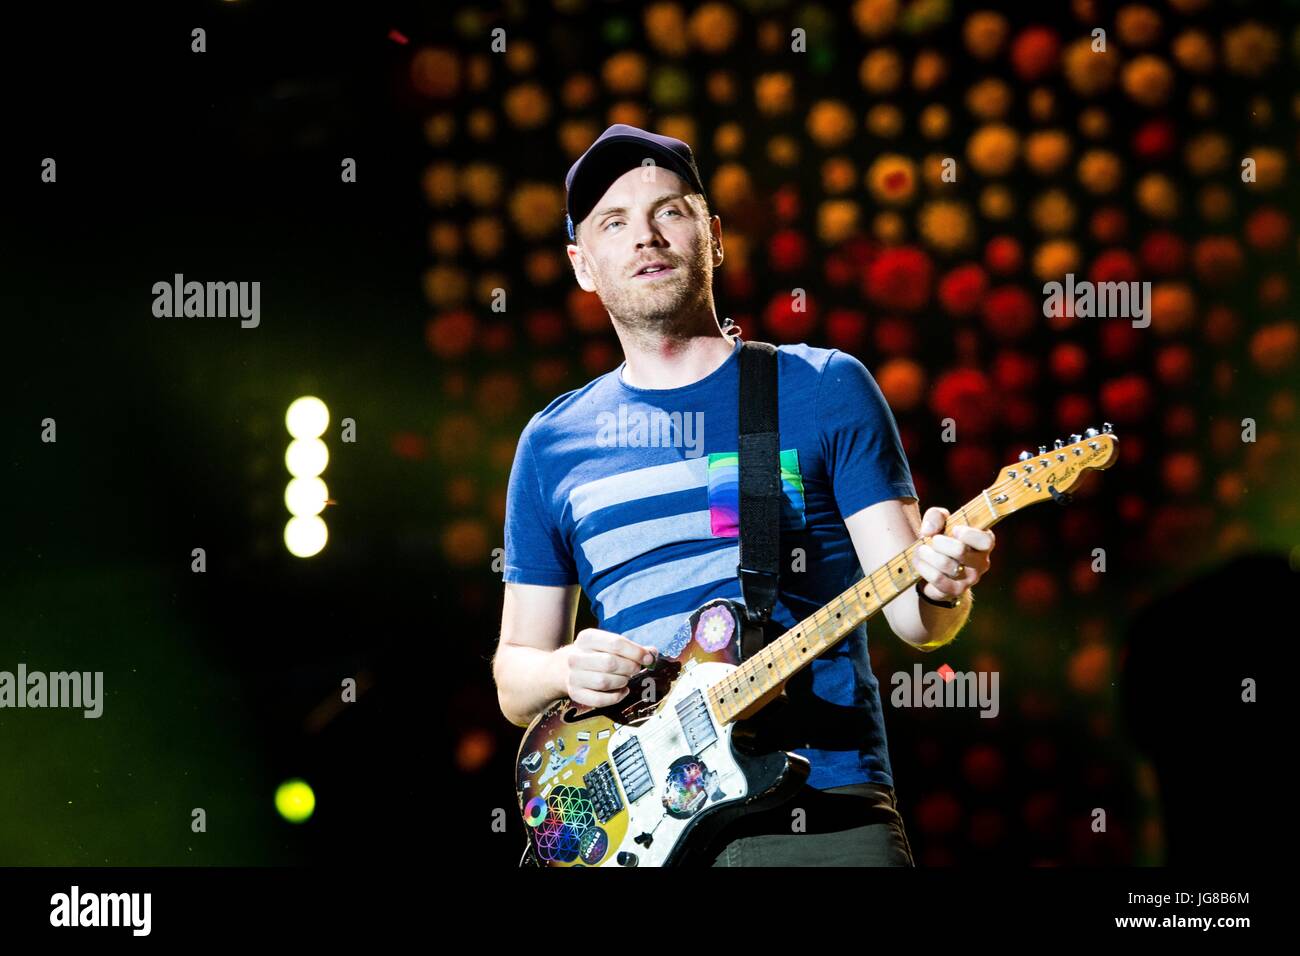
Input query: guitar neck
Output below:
<box><xmin>706</xmin><ymin>491</ymin><xmax>1009</xmax><ymax>726</ymax></box>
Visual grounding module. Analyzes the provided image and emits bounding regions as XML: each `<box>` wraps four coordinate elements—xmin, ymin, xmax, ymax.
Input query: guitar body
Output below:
<box><xmin>515</xmin><ymin>599</ymin><xmax>809</xmax><ymax>867</ymax></box>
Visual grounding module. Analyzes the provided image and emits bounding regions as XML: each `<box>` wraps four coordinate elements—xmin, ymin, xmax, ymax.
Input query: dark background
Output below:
<box><xmin>2</xmin><ymin>0</ymin><xmax>1294</xmax><ymax>867</ymax></box>
<box><xmin>4</xmin><ymin>2</ymin><xmax>432</xmax><ymax>865</ymax></box>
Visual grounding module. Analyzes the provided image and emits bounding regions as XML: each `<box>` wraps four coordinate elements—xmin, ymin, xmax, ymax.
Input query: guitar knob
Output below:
<box><xmin>1070</xmin><ymin>433</ymin><xmax>1082</xmax><ymax>443</ymax></box>
<box><xmin>617</xmin><ymin>851</ymin><xmax>639</xmax><ymax>867</ymax></box>
<box><xmin>1018</xmin><ymin>450</ymin><xmax>1031</xmax><ymax>461</ymax></box>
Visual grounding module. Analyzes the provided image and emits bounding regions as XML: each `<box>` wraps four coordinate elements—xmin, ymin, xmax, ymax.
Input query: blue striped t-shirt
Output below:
<box><xmin>502</xmin><ymin>337</ymin><xmax>917</xmax><ymax>790</ymax></box>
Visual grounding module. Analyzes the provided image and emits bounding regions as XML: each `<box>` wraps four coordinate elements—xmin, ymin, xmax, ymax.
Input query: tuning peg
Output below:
<box><xmin>1084</xmin><ymin>427</ymin><xmax>1098</xmax><ymax>438</ymax></box>
<box><xmin>1101</xmin><ymin>422</ymin><xmax>1113</xmax><ymax>434</ymax></box>
<box><xmin>1070</xmin><ymin>433</ymin><xmax>1082</xmax><ymax>443</ymax></box>
<box><xmin>1038</xmin><ymin>445</ymin><xmax>1047</xmax><ymax>455</ymax></box>
<box><xmin>1018</xmin><ymin>450</ymin><xmax>1031</xmax><ymax>461</ymax></box>
<box><xmin>1053</xmin><ymin>438</ymin><xmax>1064</xmax><ymax>449</ymax></box>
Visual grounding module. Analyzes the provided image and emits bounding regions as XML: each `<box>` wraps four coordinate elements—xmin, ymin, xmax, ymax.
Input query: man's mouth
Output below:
<box><xmin>633</xmin><ymin>263</ymin><xmax>676</xmax><ymax>279</ymax></box>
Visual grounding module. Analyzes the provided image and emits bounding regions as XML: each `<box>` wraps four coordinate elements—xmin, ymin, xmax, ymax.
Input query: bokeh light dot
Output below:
<box><xmin>285</xmin><ymin>438</ymin><xmax>329</xmax><ymax>478</ymax></box>
<box><xmin>285</xmin><ymin>477</ymin><xmax>329</xmax><ymax>517</ymax></box>
<box><xmin>275</xmin><ymin>779</ymin><xmax>316</xmax><ymax>823</ymax></box>
<box><xmin>284</xmin><ymin>515</ymin><xmax>328</xmax><ymax>558</ymax></box>
<box><xmin>285</xmin><ymin>396</ymin><xmax>330</xmax><ymax>439</ymax></box>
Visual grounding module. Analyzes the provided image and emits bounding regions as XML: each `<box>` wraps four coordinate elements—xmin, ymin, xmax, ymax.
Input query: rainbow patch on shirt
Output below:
<box><xmin>706</xmin><ymin>449</ymin><xmax>806</xmax><ymax>537</ymax></box>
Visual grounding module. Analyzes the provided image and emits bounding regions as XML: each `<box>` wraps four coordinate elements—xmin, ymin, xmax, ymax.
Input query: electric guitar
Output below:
<box><xmin>514</xmin><ymin>426</ymin><xmax>1119</xmax><ymax>866</ymax></box>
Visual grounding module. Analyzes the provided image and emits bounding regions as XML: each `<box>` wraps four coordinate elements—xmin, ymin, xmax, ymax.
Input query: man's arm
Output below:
<box><xmin>492</xmin><ymin>583</ymin><xmax>582</xmax><ymax>727</ymax></box>
<box><xmin>844</xmin><ymin>498</ymin><xmax>983</xmax><ymax>652</ymax></box>
<box><xmin>492</xmin><ymin>582</ymin><xmax>660</xmax><ymax>728</ymax></box>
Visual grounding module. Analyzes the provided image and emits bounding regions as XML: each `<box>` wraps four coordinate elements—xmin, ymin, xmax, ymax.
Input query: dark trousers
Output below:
<box><xmin>701</xmin><ymin>783</ymin><xmax>915</xmax><ymax>867</ymax></box>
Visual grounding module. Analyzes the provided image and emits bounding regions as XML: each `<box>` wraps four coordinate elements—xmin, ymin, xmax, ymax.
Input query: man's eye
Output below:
<box><xmin>662</xmin><ymin>208</ymin><xmax>681</xmax><ymax>217</ymax></box>
<box><xmin>603</xmin><ymin>220</ymin><xmax>623</xmax><ymax>231</ymax></box>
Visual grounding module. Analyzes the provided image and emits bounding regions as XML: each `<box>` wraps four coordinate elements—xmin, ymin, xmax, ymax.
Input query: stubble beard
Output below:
<box><xmin>594</xmin><ymin>243</ymin><xmax>714</xmax><ymax>345</ymax></box>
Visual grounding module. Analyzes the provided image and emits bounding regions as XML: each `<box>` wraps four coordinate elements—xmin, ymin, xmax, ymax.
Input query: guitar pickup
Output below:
<box><xmin>675</xmin><ymin>689</ymin><xmax>718</xmax><ymax>754</ymax></box>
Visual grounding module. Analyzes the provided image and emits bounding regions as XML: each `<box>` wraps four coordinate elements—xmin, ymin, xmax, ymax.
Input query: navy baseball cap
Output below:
<box><xmin>564</xmin><ymin>124</ymin><xmax>709</xmax><ymax>241</ymax></box>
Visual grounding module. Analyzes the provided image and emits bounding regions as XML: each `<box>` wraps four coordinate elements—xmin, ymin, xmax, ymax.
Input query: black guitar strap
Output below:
<box><xmin>737</xmin><ymin>340</ymin><xmax>781</xmax><ymax>641</ymax></box>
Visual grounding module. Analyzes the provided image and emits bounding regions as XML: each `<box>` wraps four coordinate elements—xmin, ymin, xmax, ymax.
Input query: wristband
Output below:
<box><xmin>916</xmin><ymin>579</ymin><xmax>960</xmax><ymax>609</ymax></box>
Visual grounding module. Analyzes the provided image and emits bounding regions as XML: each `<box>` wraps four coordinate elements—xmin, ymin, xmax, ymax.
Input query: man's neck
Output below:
<box><xmin>615</xmin><ymin>324</ymin><xmax>736</xmax><ymax>390</ymax></box>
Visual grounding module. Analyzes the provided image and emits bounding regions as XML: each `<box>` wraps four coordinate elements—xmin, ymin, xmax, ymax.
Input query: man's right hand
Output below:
<box><xmin>555</xmin><ymin>628</ymin><xmax>658</xmax><ymax>708</ymax></box>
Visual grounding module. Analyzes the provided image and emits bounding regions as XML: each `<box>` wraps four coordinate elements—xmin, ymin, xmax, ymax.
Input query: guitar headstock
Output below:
<box><xmin>988</xmin><ymin>424</ymin><xmax>1119</xmax><ymax>514</ymax></box>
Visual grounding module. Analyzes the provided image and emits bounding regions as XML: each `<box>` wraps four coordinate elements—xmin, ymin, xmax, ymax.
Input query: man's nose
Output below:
<box><xmin>634</xmin><ymin>218</ymin><xmax>668</xmax><ymax>248</ymax></box>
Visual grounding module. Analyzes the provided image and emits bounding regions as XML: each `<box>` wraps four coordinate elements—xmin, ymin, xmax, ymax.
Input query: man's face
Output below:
<box><xmin>566</xmin><ymin>167</ymin><xmax>721</xmax><ymax>332</ymax></box>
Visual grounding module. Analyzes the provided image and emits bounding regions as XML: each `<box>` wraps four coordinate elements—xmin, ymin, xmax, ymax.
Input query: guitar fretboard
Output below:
<box><xmin>705</xmin><ymin>494</ymin><xmax>1006</xmax><ymax>724</ymax></box>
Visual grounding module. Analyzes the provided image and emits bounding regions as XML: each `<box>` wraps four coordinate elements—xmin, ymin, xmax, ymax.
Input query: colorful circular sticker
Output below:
<box><xmin>533</xmin><ymin>786</ymin><xmax>594</xmax><ymax>864</ymax></box>
<box><xmin>523</xmin><ymin>796</ymin><xmax>548</xmax><ymax>828</ymax></box>
<box><xmin>694</xmin><ymin>605</ymin><xmax>735</xmax><ymax>652</ymax></box>
<box><xmin>662</xmin><ymin>757</ymin><xmax>712</xmax><ymax>819</ymax></box>
<box><xmin>579</xmin><ymin>826</ymin><xmax>609</xmax><ymax>864</ymax></box>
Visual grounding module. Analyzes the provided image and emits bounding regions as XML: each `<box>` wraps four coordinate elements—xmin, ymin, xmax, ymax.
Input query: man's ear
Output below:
<box><xmin>710</xmin><ymin>216</ymin><xmax>724</xmax><ymax>268</ymax></box>
<box><xmin>566</xmin><ymin>242</ymin><xmax>598</xmax><ymax>293</ymax></box>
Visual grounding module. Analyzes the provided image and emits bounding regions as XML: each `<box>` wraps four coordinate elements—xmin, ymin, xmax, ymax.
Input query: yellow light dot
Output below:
<box><xmin>285</xmin><ymin>438</ymin><xmax>329</xmax><ymax>478</ymax></box>
<box><xmin>275</xmin><ymin>779</ymin><xmax>316</xmax><ymax>823</ymax></box>
<box><xmin>285</xmin><ymin>477</ymin><xmax>329</xmax><ymax>517</ymax></box>
<box><xmin>284</xmin><ymin>515</ymin><xmax>328</xmax><ymax>557</ymax></box>
<box><xmin>285</xmin><ymin>396</ymin><xmax>330</xmax><ymax>439</ymax></box>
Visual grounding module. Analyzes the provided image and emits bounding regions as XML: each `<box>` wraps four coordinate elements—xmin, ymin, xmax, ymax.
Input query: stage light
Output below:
<box><xmin>283</xmin><ymin>397</ymin><xmax>331</xmax><ymax>556</ymax></box>
<box><xmin>285</xmin><ymin>438</ymin><xmax>329</xmax><ymax>478</ymax></box>
<box><xmin>284</xmin><ymin>515</ymin><xmax>328</xmax><ymax>557</ymax></box>
<box><xmin>285</xmin><ymin>396</ymin><xmax>330</xmax><ymax>439</ymax></box>
<box><xmin>275</xmin><ymin>778</ymin><xmax>316</xmax><ymax>824</ymax></box>
<box><xmin>285</xmin><ymin>476</ymin><xmax>329</xmax><ymax>516</ymax></box>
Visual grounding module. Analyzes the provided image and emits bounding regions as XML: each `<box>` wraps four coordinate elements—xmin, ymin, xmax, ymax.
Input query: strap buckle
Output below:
<box><xmin>737</xmin><ymin>565</ymin><xmax>779</xmax><ymax>624</ymax></box>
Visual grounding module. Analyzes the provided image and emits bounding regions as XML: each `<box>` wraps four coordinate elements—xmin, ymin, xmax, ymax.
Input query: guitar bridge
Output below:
<box><xmin>584</xmin><ymin>761</ymin><xmax>623</xmax><ymax>824</ymax></box>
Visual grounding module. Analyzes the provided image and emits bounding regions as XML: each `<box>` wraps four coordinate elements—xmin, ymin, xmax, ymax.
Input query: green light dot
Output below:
<box><xmin>275</xmin><ymin>779</ymin><xmax>316</xmax><ymax>823</ymax></box>
<box><xmin>810</xmin><ymin>47</ymin><xmax>836</xmax><ymax>74</ymax></box>
<box><xmin>603</xmin><ymin>17</ymin><xmax>632</xmax><ymax>46</ymax></box>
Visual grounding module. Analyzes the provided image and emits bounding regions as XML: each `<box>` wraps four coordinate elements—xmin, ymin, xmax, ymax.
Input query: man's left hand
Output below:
<box><xmin>913</xmin><ymin>506</ymin><xmax>995</xmax><ymax>603</ymax></box>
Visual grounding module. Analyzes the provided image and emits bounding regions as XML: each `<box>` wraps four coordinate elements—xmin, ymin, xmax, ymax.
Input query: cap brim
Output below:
<box><xmin>567</xmin><ymin>137</ymin><xmax>705</xmax><ymax>232</ymax></box>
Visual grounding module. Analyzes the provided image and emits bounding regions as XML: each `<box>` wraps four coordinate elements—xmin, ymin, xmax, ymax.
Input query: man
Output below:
<box><xmin>492</xmin><ymin>124</ymin><xmax>996</xmax><ymax>866</ymax></box>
